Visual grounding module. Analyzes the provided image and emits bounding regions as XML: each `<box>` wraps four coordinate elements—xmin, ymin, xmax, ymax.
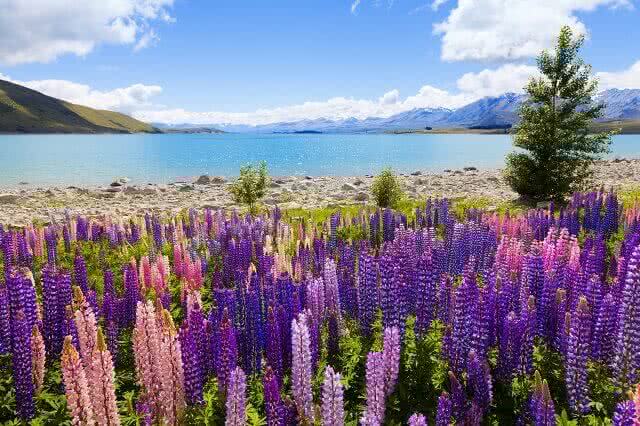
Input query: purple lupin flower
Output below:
<box><xmin>408</xmin><ymin>413</ymin><xmax>427</xmax><ymax>426</ymax></box>
<box><xmin>101</xmin><ymin>269</ymin><xmax>119</xmax><ymax>358</ymax></box>
<box><xmin>448</xmin><ymin>371</ymin><xmax>467</xmax><ymax>421</ymax></box>
<box><xmin>180</xmin><ymin>323</ymin><xmax>204</xmax><ymax>405</ymax></box>
<box><xmin>263</xmin><ymin>366</ymin><xmax>285</xmax><ymax>426</ymax></box>
<box><xmin>415</xmin><ymin>252</ymin><xmax>437</xmax><ymax>337</ymax></box>
<box><xmin>6</xmin><ymin>268</ymin><xmax>38</xmax><ymax>333</ymax></box>
<box><xmin>530</xmin><ymin>371</ymin><xmax>555</xmax><ymax>426</ymax></box>
<box><xmin>448</xmin><ymin>273</ymin><xmax>478</xmax><ymax>374</ymax></box>
<box><xmin>613</xmin><ymin>244</ymin><xmax>640</xmax><ymax>390</ymax></box>
<box><xmin>467</xmin><ymin>351</ymin><xmax>492</xmax><ymax>412</ymax></box>
<box><xmin>435</xmin><ymin>391</ymin><xmax>453</xmax><ymax>426</ymax></box>
<box><xmin>11</xmin><ymin>310</ymin><xmax>35</xmax><ymax>420</ymax></box>
<box><xmin>361</xmin><ymin>351</ymin><xmax>386</xmax><ymax>426</ymax></box>
<box><xmin>217</xmin><ymin>309</ymin><xmax>238</xmax><ymax>393</ymax></box>
<box><xmin>123</xmin><ymin>263</ymin><xmax>140</xmax><ymax>326</ymax></box>
<box><xmin>382</xmin><ymin>326</ymin><xmax>401</xmax><ymax>397</ymax></box>
<box><xmin>566</xmin><ymin>297</ymin><xmax>591</xmax><ymax>415</ymax></box>
<box><xmin>74</xmin><ymin>251</ymin><xmax>89</xmax><ymax>294</ymax></box>
<box><xmin>612</xmin><ymin>400</ymin><xmax>635</xmax><ymax>426</ymax></box>
<box><xmin>0</xmin><ymin>283</ymin><xmax>10</xmax><ymax>355</ymax></box>
<box><xmin>591</xmin><ymin>292</ymin><xmax>616</xmax><ymax>361</ymax></box>
<box><xmin>266</xmin><ymin>306</ymin><xmax>283</xmax><ymax>379</ymax></box>
<box><xmin>321</xmin><ymin>365</ymin><xmax>344</xmax><ymax>426</ymax></box>
<box><xmin>291</xmin><ymin>313</ymin><xmax>314</xmax><ymax>424</ymax></box>
<box><xmin>358</xmin><ymin>251</ymin><xmax>378</xmax><ymax>337</ymax></box>
<box><xmin>225</xmin><ymin>367</ymin><xmax>247</xmax><ymax>426</ymax></box>
<box><xmin>380</xmin><ymin>253</ymin><xmax>400</xmax><ymax>331</ymax></box>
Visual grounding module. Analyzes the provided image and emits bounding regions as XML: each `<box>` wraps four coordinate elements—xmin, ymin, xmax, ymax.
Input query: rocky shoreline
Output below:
<box><xmin>1</xmin><ymin>158</ymin><xmax>639</xmax><ymax>227</ymax></box>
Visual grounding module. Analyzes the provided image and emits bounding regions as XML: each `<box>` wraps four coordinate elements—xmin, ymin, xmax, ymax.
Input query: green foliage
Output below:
<box><xmin>229</xmin><ymin>161</ymin><xmax>270</xmax><ymax>214</ymax></box>
<box><xmin>371</xmin><ymin>168</ymin><xmax>404</xmax><ymax>208</ymax></box>
<box><xmin>504</xmin><ymin>26</ymin><xmax>612</xmax><ymax>201</ymax></box>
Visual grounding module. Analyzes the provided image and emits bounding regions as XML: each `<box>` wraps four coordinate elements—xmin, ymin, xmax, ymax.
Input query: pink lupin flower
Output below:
<box><xmin>159</xmin><ymin>309</ymin><xmax>186</xmax><ymax>425</ymax></box>
<box><xmin>61</xmin><ymin>336</ymin><xmax>96</xmax><ymax>425</ymax></box>
<box><xmin>133</xmin><ymin>301</ymin><xmax>164</xmax><ymax>420</ymax></box>
<box><xmin>73</xmin><ymin>287</ymin><xmax>98</xmax><ymax>365</ymax></box>
<box><xmin>225</xmin><ymin>367</ymin><xmax>247</xmax><ymax>426</ymax></box>
<box><xmin>31</xmin><ymin>325</ymin><xmax>45</xmax><ymax>393</ymax></box>
<box><xmin>91</xmin><ymin>329</ymin><xmax>120</xmax><ymax>426</ymax></box>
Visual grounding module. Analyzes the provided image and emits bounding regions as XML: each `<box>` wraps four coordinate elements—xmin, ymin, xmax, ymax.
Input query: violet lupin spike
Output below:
<box><xmin>321</xmin><ymin>365</ymin><xmax>344</xmax><ymax>426</ymax></box>
<box><xmin>408</xmin><ymin>413</ymin><xmax>427</xmax><ymax>426</ymax></box>
<box><xmin>291</xmin><ymin>313</ymin><xmax>315</xmax><ymax>424</ymax></box>
<box><xmin>435</xmin><ymin>391</ymin><xmax>453</xmax><ymax>426</ymax></box>
<box><xmin>612</xmin><ymin>400</ymin><xmax>635</xmax><ymax>426</ymax></box>
<box><xmin>179</xmin><ymin>323</ymin><xmax>204</xmax><ymax>405</ymax></box>
<box><xmin>217</xmin><ymin>308</ymin><xmax>239</xmax><ymax>393</ymax></box>
<box><xmin>11</xmin><ymin>310</ymin><xmax>35</xmax><ymax>421</ymax></box>
<box><xmin>0</xmin><ymin>282</ymin><xmax>10</xmax><ymax>355</ymax></box>
<box><xmin>467</xmin><ymin>351</ymin><xmax>492</xmax><ymax>412</ymax></box>
<box><xmin>613</xmin><ymin>244</ymin><xmax>640</xmax><ymax>390</ymax></box>
<box><xmin>225</xmin><ymin>366</ymin><xmax>247</xmax><ymax>426</ymax></box>
<box><xmin>530</xmin><ymin>371</ymin><xmax>555</xmax><ymax>426</ymax></box>
<box><xmin>360</xmin><ymin>350</ymin><xmax>386</xmax><ymax>426</ymax></box>
<box><xmin>382</xmin><ymin>326</ymin><xmax>401</xmax><ymax>397</ymax></box>
<box><xmin>566</xmin><ymin>297</ymin><xmax>591</xmax><ymax>415</ymax></box>
<box><xmin>263</xmin><ymin>366</ymin><xmax>285</xmax><ymax>426</ymax></box>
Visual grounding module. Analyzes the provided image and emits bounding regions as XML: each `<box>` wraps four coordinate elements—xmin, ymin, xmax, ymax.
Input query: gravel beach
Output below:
<box><xmin>1</xmin><ymin>158</ymin><xmax>638</xmax><ymax>226</ymax></box>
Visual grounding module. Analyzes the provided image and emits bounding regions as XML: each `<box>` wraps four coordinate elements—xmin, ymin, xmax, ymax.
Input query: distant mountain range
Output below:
<box><xmin>2</xmin><ymin>76</ymin><xmax>639</xmax><ymax>135</ymax></box>
<box><xmin>0</xmin><ymin>79</ymin><xmax>158</xmax><ymax>134</ymax></box>
<box><xmin>156</xmin><ymin>88</ymin><xmax>640</xmax><ymax>134</ymax></box>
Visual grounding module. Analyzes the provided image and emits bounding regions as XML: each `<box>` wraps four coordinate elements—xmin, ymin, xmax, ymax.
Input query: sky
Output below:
<box><xmin>1</xmin><ymin>0</ymin><xmax>639</xmax><ymax>125</ymax></box>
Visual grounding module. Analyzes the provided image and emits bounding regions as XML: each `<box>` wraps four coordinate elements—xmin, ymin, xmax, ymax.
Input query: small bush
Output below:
<box><xmin>229</xmin><ymin>161</ymin><xmax>270</xmax><ymax>213</ymax></box>
<box><xmin>371</xmin><ymin>168</ymin><xmax>404</xmax><ymax>208</ymax></box>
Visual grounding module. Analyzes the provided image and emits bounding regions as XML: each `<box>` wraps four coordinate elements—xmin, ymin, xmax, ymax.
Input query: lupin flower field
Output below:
<box><xmin>3</xmin><ymin>192</ymin><xmax>640</xmax><ymax>425</ymax></box>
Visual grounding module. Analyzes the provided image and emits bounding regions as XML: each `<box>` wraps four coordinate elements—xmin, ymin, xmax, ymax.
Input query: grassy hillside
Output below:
<box><xmin>0</xmin><ymin>79</ymin><xmax>158</xmax><ymax>134</ymax></box>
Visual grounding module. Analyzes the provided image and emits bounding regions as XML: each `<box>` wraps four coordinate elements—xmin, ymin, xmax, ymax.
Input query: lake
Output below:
<box><xmin>0</xmin><ymin>133</ymin><xmax>639</xmax><ymax>186</ymax></box>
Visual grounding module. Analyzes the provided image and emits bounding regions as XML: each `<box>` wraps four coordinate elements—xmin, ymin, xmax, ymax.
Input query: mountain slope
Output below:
<box><xmin>0</xmin><ymin>79</ymin><xmax>157</xmax><ymax>134</ymax></box>
<box><xmin>598</xmin><ymin>89</ymin><xmax>640</xmax><ymax>120</ymax></box>
<box><xmin>443</xmin><ymin>93</ymin><xmax>522</xmax><ymax>128</ymax></box>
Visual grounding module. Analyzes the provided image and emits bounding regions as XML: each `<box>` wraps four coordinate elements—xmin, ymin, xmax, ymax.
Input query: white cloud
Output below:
<box><xmin>434</xmin><ymin>0</ymin><xmax>632</xmax><ymax>61</ymax></box>
<box><xmin>134</xmin><ymin>29</ymin><xmax>159</xmax><ymax>51</ymax></box>
<box><xmin>431</xmin><ymin>0</ymin><xmax>450</xmax><ymax>11</ymax></box>
<box><xmin>0</xmin><ymin>0</ymin><xmax>174</xmax><ymax>65</ymax></box>
<box><xmin>379</xmin><ymin>89</ymin><xmax>400</xmax><ymax>105</ymax></box>
<box><xmin>3</xmin><ymin>58</ymin><xmax>631</xmax><ymax>126</ymax></box>
<box><xmin>133</xmin><ymin>85</ymin><xmax>475</xmax><ymax>126</ymax></box>
<box><xmin>456</xmin><ymin>64</ymin><xmax>538</xmax><ymax>97</ymax></box>
<box><xmin>0</xmin><ymin>73</ymin><xmax>162</xmax><ymax>113</ymax></box>
<box><xmin>351</xmin><ymin>0</ymin><xmax>362</xmax><ymax>14</ymax></box>
<box><xmin>597</xmin><ymin>60</ymin><xmax>640</xmax><ymax>90</ymax></box>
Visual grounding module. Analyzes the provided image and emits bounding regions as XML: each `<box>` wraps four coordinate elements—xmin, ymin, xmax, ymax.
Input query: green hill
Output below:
<box><xmin>0</xmin><ymin>79</ymin><xmax>158</xmax><ymax>134</ymax></box>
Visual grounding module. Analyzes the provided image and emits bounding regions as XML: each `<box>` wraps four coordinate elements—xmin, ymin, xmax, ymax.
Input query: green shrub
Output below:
<box><xmin>371</xmin><ymin>168</ymin><xmax>404</xmax><ymax>208</ymax></box>
<box><xmin>504</xmin><ymin>26</ymin><xmax>612</xmax><ymax>202</ymax></box>
<box><xmin>229</xmin><ymin>161</ymin><xmax>270</xmax><ymax>213</ymax></box>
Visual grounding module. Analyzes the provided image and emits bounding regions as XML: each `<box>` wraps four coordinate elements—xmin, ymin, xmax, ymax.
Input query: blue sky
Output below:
<box><xmin>1</xmin><ymin>0</ymin><xmax>639</xmax><ymax>125</ymax></box>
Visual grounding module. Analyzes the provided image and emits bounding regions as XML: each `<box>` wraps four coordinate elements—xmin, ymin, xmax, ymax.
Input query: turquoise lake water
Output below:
<box><xmin>0</xmin><ymin>133</ymin><xmax>639</xmax><ymax>186</ymax></box>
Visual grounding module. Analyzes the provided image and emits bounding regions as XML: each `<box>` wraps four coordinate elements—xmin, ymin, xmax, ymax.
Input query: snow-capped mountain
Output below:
<box><xmin>155</xmin><ymin>89</ymin><xmax>640</xmax><ymax>133</ymax></box>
